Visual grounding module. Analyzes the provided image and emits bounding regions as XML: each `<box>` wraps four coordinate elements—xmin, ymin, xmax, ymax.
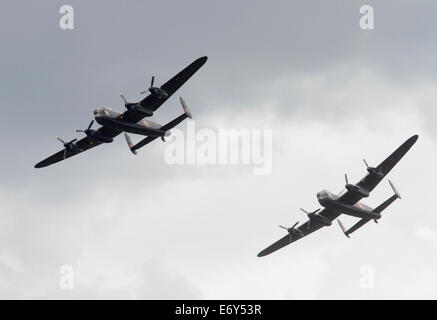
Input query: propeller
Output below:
<box><xmin>300</xmin><ymin>208</ymin><xmax>321</xmax><ymax>215</ymax></box>
<box><xmin>57</xmin><ymin>137</ymin><xmax>77</xmax><ymax>159</ymax></box>
<box><xmin>140</xmin><ymin>76</ymin><xmax>156</xmax><ymax>95</ymax></box>
<box><xmin>56</xmin><ymin>136</ymin><xmax>66</xmax><ymax>145</ymax></box>
<box><xmin>57</xmin><ymin>137</ymin><xmax>77</xmax><ymax>146</ymax></box>
<box><xmin>300</xmin><ymin>208</ymin><xmax>321</xmax><ymax>229</ymax></box>
<box><xmin>120</xmin><ymin>93</ymin><xmax>127</xmax><ymax>104</ymax></box>
<box><xmin>120</xmin><ymin>93</ymin><xmax>142</xmax><ymax>111</ymax></box>
<box><xmin>279</xmin><ymin>221</ymin><xmax>299</xmax><ymax>231</ymax></box>
<box><xmin>337</xmin><ymin>174</ymin><xmax>349</xmax><ymax>195</ymax></box>
<box><xmin>363</xmin><ymin>158</ymin><xmax>383</xmax><ymax>176</ymax></box>
<box><xmin>279</xmin><ymin>222</ymin><xmax>300</xmax><ymax>242</ymax></box>
<box><xmin>344</xmin><ymin>173</ymin><xmax>360</xmax><ymax>193</ymax></box>
<box><xmin>343</xmin><ymin>173</ymin><xmax>352</xmax><ymax>192</ymax></box>
<box><xmin>75</xmin><ymin>120</ymin><xmax>94</xmax><ymax>134</ymax></box>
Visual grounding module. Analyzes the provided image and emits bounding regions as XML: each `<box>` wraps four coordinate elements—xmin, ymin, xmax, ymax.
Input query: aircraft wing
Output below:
<box><xmin>34</xmin><ymin>124</ymin><xmax>123</xmax><ymax>168</ymax></box>
<box><xmin>122</xmin><ymin>56</ymin><xmax>207</xmax><ymax>123</ymax></box>
<box><xmin>338</xmin><ymin>134</ymin><xmax>418</xmax><ymax>206</ymax></box>
<box><xmin>257</xmin><ymin>209</ymin><xmax>338</xmax><ymax>257</ymax></box>
<box><xmin>34</xmin><ymin>136</ymin><xmax>103</xmax><ymax>168</ymax></box>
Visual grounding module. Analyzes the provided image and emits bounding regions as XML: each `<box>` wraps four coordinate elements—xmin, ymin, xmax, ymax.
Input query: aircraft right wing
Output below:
<box><xmin>121</xmin><ymin>56</ymin><xmax>207</xmax><ymax>123</ymax></box>
<box><xmin>34</xmin><ymin>136</ymin><xmax>103</xmax><ymax>168</ymax></box>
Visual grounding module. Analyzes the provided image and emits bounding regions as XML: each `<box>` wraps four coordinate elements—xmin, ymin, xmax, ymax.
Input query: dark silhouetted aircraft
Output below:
<box><xmin>258</xmin><ymin>135</ymin><xmax>418</xmax><ymax>257</ymax></box>
<box><xmin>35</xmin><ymin>56</ymin><xmax>207</xmax><ymax>168</ymax></box>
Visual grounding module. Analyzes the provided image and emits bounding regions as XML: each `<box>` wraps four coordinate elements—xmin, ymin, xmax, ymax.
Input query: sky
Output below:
<box><xmin>0</xmin><ymin>0</ymin><xmax>436</xmax><ymax>299</ymax></box>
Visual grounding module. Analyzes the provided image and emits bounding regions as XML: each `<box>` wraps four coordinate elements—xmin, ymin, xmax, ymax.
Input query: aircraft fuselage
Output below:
<box><xmin>93</xmin><ymin>107</ymin><xmax>168</xmax><ymax>138</ymax></box>
<box><xmin>316</xmin><ymin>189</ymin><xmax>380</xmax><ymax>220</ymax></box>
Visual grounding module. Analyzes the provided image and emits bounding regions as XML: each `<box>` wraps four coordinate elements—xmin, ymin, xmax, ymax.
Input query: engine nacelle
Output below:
<box><xmin>125</xmin><ymin>103</ymin><xmax>153</xmax><ymax>117</ymax></box>
<box><xmin>290</xmin><ymin>228</ymin><xmax>305</xmax><ymax>237</ymax></box>
<box><xmin>149</xmin><ymin>87</ymin><xmax>168</xmax><ymax>100</ymax></box>
<box><xmin>345</xmin><ymin>183</ymin><xmax>370</xmax><ymax>197</ymax></box>
<box><xmin>366</xmin><ymin>166</ymin><xmax>383</xmax><ymax>177</ymax></box>
<box><xmin>310</xmin><ymin>214</ymin><xmax>332</xmax><ymax>226</ymax></box>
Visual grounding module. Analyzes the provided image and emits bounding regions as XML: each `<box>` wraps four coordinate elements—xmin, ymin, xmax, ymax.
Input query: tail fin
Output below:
<box><xmin>337</xmin><ymin>219</ymin><xmax>350</xmax><ymax>238</ymax></box>
<box><xmin>389</xmin><ymin>180</ymin><xmax>401</xmax><ymax>199</ymax></box>
<box><xmin>179</xmin><ymin>97</ymin><xmax>192</xmax><ymax>119</ymax></box>
<box><xmin>124</xmin><ymin>133</ymin><xmax>137</xmax><ymax>155</ymax></box>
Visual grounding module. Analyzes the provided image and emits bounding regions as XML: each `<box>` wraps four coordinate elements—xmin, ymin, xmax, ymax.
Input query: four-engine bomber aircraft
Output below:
<box><xmin>258</xmin><ymin>135</ymin><xmax>418</xmax><ymax>257</ymax></box>
<box><xmin>35</xmin><ymin>56</ymin><xmax>207</xmax><ymax>168</ymax></box>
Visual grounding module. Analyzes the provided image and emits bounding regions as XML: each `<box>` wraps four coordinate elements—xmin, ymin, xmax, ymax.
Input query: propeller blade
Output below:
<box><xmin>307</xmin><ymin>219</ymin><xmax>311</xmax><ymax>230</ymax></box>
<box><xmin>279</xmin><ymin>225</ymin><xmax>288</xmax><ymax>230</ymax></box>
<box><xmin>300</xmin><ymin>208</ymin><xmax>309</xmax><ymax>215</ymax></box>
<box><xmin>140</xmin><ymin>90</ymin><xmax>147</xmax><ymax>95</ymax></box>
<box><xmin>63</xmin><ymin>148</ymin><xmax>67</xmax><ymax>160</ymax></box>
<box><xmin>301</xmin><ymin>208</ymin><xmax>321</xmax><ymax>216</ymax></box>
<box><xmin>88</xmin><ymin>120</ymin><xmax>94</xmax><ymax>130</ymax></box>
<box><xmin>363</xmin><ymin>158</ymin><xmax>369</xmax><ymax>168</ymax></box>
<box><xmin>68</xmin><ymin>138</ymin><xmax>77</xmax><ymax>144</ymax></box>
<box><xmin>56</xmin><ymin>137</ymin><xmax>65</xmax><ymax>144</ymax></box>
<box><xmin>150</xmin><ymin>75</ymin><xmax>155</xmax><ymax>87</ymax></box>
<box><xmin>120</xmin><ymin>93</ymin><xmax>127</xmax><ymax>104</ymax></box>
<box><xmin>345</xmin><ymin>173</ymin><xmax>349</xmax><ymax>185</ymax></box>
<box><xmin>292</xmin><ymin>221</ymin><xmax>299</xmax><ymax>229</ymax></box>
<box><xmin>75</xmin><ymin>130</ymin><xmax>84</xmax><ymax>132</ymax></box>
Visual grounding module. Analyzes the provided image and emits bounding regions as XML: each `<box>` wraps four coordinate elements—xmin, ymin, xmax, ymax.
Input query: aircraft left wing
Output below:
<box><xmin>122</xmin><ymin>56</ymin><xmax>207</xmax><ymax>123</ymax></box>
<box><xmin>338</xmin><ymin>134</ymin><xmax>418</xmax><ymax>205</ymax></box>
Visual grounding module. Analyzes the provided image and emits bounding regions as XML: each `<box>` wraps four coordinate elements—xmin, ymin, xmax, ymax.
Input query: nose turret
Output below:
<box><xmin>316</xmin><ymin>190</ymin><xmax>332</xmax><ymax>207</ymax></box>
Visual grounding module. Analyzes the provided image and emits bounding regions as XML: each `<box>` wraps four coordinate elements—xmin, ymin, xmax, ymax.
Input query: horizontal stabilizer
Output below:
<box><xmin>373</xmin><ymin>194</ymin><xmax>398</xmax><ymax>214</ymax></box>
<box><xmin>345</xmin><ymin>218</ymin><xmax>371</xmax><ymax>236</ymax></box>
<box><xmin>130</xmin><ymin>100</ymin><xmax>193</xmax><ymax>152</ymax></box>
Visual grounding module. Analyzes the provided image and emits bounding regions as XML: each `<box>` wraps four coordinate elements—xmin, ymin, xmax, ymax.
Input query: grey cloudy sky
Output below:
<box><xmin>1</xmin><ymin>0</ymin><xmax>436</xmax><ymax>299</ymax></box>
